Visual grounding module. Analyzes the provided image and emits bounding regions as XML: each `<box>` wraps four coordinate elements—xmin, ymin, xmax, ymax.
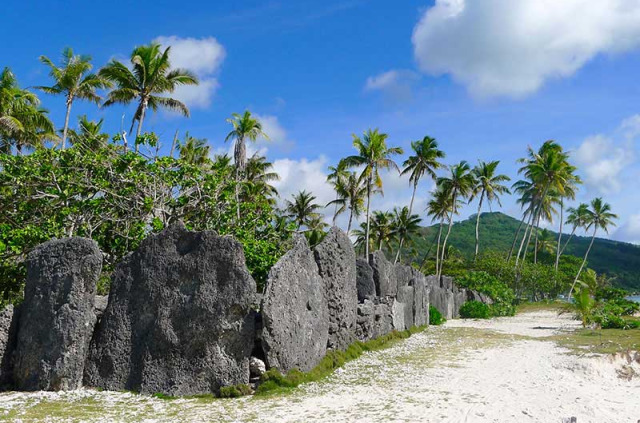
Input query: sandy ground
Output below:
<box><xmin>1</xmin><ymin>311</ymin><xmax>638</xmax><ymax>423</ymax></box>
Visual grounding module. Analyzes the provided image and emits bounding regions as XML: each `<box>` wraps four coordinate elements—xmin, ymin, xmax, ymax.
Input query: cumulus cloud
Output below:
<box><xmin>614</xmin><ymin>213</ymin><xmax>640</xmax><ymax>244</ymax></box>
<box><xmin>574</xmin><ymin>116</ymin><xmax>638</xmax><ymax>194</ymax></box>
<box><xmin>254</xmin><ymin>114</ymin><xmax>295</xmax><ymax>152</ymax></box>
<box><xmin>154</xmin><ymin>36</ymin><xmax>226</xmax><ymax>108</ymax></box>
<box><xmin>272</xmin><ymin>156</ymin><xmax>334</xmax><ymax>211</ymax></box>
<box><xmin>412</xmin><ymin>0</ymin><xmax>640</xmax><ymax>98</ymax></box>
<box><xmin>364</xmin><ymin>70</ymin><xmax>419</xmax><ymax>102</ymax></box>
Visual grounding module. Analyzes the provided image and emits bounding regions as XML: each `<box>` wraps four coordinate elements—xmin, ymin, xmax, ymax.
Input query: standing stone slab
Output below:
<box><xmin>369</xmin><ymin>251</ymin><xmax>396</xmax><ymax>297</ymax></box>
<box><xmin>372</xmin><ymin>298</ymin><xmax>394</xmax><ymax>338</ymax></box>
<box><xmin>261</xmin><ymin>235</ymin><xmax>329</xmax><ymax>373</ymax></box>
<box><xmin>14</xmin><ymin>238</ymin><xmax>102</xmax><ymax>391</ymax></box>
<box><xmin>84</xmin><ymin>225</ymin><xmax>256</xmax><ymax>396</ymax></box>
<box><xmin>391</xmin><ymin>299</ymin><xmax>406</xmax><ymax>331</ymax></box>
<box><xmin>355</xmin><ymin>300</ymin><xmax>375</xmax><ymax>342</ymax></box>
<box><xmin>397</xmin><ymin>286</ymin><xmax>414</xmax><ymax>329</ymax></box>
<box><xmin>356</xmin><ymin>259</ymin><xmax>376</xmax><ymax>302</ymax></box>
<box><xmin>413</xmin><ymin>273</ymin><xmax>429</xmax><ymax>327</ymax></box>
<box><xmin>454</xmin><ymin>288</ymin><xmax>467</xmax><ymax>318</ymax></box>
<box><xmin>313</xmin><ymin>227</ymin><xmax>357</xmax><ymax>351</ymax></box>
<box><xmin>0</xmin><ymin>305</ymin><xmax>19</xmax><ymax>389</ymax></box>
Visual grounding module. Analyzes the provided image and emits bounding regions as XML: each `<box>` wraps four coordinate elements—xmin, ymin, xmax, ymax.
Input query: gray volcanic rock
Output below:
<box><xmin>0</xmin><ymin>305</ymin><xmax>19</xmax><ymax>389</ymax></box>
<box><xmin>261</xmin><ymin>235</ymin><xmax>329</xmax><ymax>373</ymax></box>
<box><xmin>454</xmin><ymin>288</ymin><xmax>467</xmax><ymax>318</ymax></box>
<box><xmin>441</xmin><ymin>276</ymin><xmax>454</xmax><ymax>291</ymax></box>
<box><xmin>391</xmin><ymin>299</ymin><xmax>406</xmax><ymax>331</ymax></box>
<box><xmin>372</xmin><ymin>298</ymin><xmax>394</xmax><ymax>338</ymax></box>
<box><xmin>93</xmin><ymin>295</ymin><xmax>108</xmax><ymax>320</ymax></box>
<box><xmin>356</xmin><ymin>259</ymin><xmax>376</xmax><ymax>302</ymax></box>
<box><xmin>14</xmin><ymin>238</ymin><xmax>102</xmax><ymax>391</ymax></box>
<box><xmin>413</xmin><ymin>273</ymin><xmax>430</xmax><ymax>327</ymax></box>
<box><xmin>369</xmin><ymin>251</ymin><xmax>396</xmax><ymax>297</ymax></box>
<box><xmin>84</xmin><ymin>224</ymin><xmax>256</xmax><ymax>396</ymax></box>
<box><xmin>397</xmin><ymin>286</ymin><xmax>414</xmax><ymax>329</ymax></box>
<box><xmin>355</xmin><ymin>300</ymin><xmax>375</xmax><ymax>342</ymax></box>
<box><xmin>313</xmin><ymin>227</ymin><xmax>357</xmax><ymax>351</ymax></box>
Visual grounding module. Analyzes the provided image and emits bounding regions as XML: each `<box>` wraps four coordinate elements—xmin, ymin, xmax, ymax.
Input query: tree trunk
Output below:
<box><xmin>347</xmin><ymin>207</ymin><xmax>354</xmax><ymax>234</ymax></box>
<box><xmin>61</xmin><ymin>97</ymin><xmax>72</xmax><ymax>150</ymax></box>
<box><xmin>474</xmin><ymin>192</ymin><xmax>484</xmax><ymax>261</ymax></box>
<box><xmin>515</xmin><ymin>210</ymin><xmax>534</xmax><ymax>268</ymax></box>
<box><xmin>439</xmin><ymin>188</ymin><xmax>457</xmax><ymax>277</ymax></box>
<box><xmin>434</xmin><ymin>221</ymin><xmax>443</xmax><ymax>276</ymax></box>
<box><xmin>396</xmin><ymin>180</ymin><xmax>418</xmax><ymax>265</ymax></box>
<box><xmin>555</xmin><ymin>200</ymin><xmax>564</xmax><ymax>271</ymax></box>
<box><xmin>559</xmin><ymin>227</ymin><xmax>577</xmax><ymax>256</ymax></box>
<box><xmin>364</xmin><ymin>177</ymin><xmax>372</xmax><ymax>258</ymax></box>
<box><xmin>533</xmin><ymin>212</ymin><xmax>541</xmax><ymax>264</ymax></box>
<box><xmin>508</xmin><ymin>213</ymin><xmax>527</xmax><ymax>261</ymax></box>
<box><xmin>169</xmin><ymin>130</ymin><xmax>179</xmax><ymax>158</ymax></box>
<box><xmin>568</xmin><ymin>228</ymin><xmax>597</xmax><ymax>300</ymax></box>
<box><xmin>234</xmin><ymin>135</ymin><xmax>245</xmax><ymax>220</ymax></box>
<box><xmin>135</xmin><ymin>100</ymin><xmax>148</xmax><ymax>153</ymax></box>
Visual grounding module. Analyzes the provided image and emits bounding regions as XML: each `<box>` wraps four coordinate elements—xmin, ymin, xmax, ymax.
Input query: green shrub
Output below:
<box><xmin>459</xmin><ymin>301</ymin><xmax>491</xmax><ymax>319</ymax></box>
<box><xmin>218</xmin><ymin>384</ymin><xmax>252</xmax><ymax>398</ymax></box>
<box><xmin>429</xmin><ymin>305</ymin><xmax>445</xmax><ymax>325</ymax></box>
<box><xmin>457</xmin><ymin>271</ymin><xmax>516</xmax><ymax>316</ymax></box>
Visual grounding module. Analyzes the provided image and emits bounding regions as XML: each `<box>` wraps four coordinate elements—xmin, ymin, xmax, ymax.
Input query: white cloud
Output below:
<box><xmin>614</xmin><ymin>213</ymin><xmax>640</xmax><ymax>244</ymax></box>
<box><xmin>574</xmin><ymin>116</ymin><xmax>638</xmax><ymax>194</ymax></box>
<box><xmin>412</xmin><ymin>0</ymin><xmax>640</xmax><ymax>98</ymax></box>
<box><xmin>364</xmin><ymin>70</ymin><xmax>419</xmax><ymax>102</ymax></box>
<box><xmin>154</xmin><ymin>36</ymin><xmax>226</xmax><ymax>108</ymax></box>
<box><xmin>272</xmin><ymin>156</ymin><xmax>334</xmax><ymax>211</ymax></box>
<box><xmin>254</xmin><ymin>114</ymin><xmax>295</xmax><ymax>152</ymax></box>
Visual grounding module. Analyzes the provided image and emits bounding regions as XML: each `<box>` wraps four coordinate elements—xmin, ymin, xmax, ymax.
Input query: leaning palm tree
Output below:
<box><xmin>177</xmin><ymin>132</ymin><xmax>210</xmax><ymax>167</ymax></box>
<box><xmin>469</xmin><ymin>160</ymin><xmax>510</xmax><ymax>260</ymax></box>
<box><xmin>553</xmin><ymin>166</ymin><xmax>581</xmax><ymax>270</ymax></box>
<box><xmin>568</xmin><ymin>198</ymin><xmax>617</xmax><ymax>299</ymax></box>
<box><xmin>436</xmin><ymin>161</ymin><xmax>475</xmax><ymax>277</ymax></box>
<box><xmin>100</xmin><ymin>42</ymin><xmax>198</xmax><ymax>149</ymax></box>
<box><xmin>285</xmin><ymin>190</ymin><xmax>323</xmax><ymax>230</ymax></box>
<box><xmin>422</xmin><ymin>188</ymin><xmax>457</xmax><ymax>272</ymax></box>
<box><xmin>36</xmin><ymin>47</ymin><xmax>111</xmax><ymax>149</ymax></box>
<box><xmin>326</xmin><ymin>171</ymin><xmax>367</xmax><ymax>234</ymax></box>
<box><xmin>391</xmin><ymin>206</ymin><xmax>422</xmax><ymax>263</ymax></box>
<box><xmin>559</xmin><ymin>203</ymin><xmax>590</xmax><ymax>257</ymax></box>
<box><xmin>327</xmin><ymin>160</ymin><xmax>350</xmax><ymax>225</ymax></box>
<box><xmin>342</xmin><ymin>128</ymin><xmax>403</xmax><ymax>257</ymax></box>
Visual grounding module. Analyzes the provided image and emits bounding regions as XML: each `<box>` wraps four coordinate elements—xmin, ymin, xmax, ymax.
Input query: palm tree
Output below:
<box><xmin>553</xmin><ymin>166</ymin><xmax>581</xmax><ymax>270</ymax></box>
<box><xmin>391</xmin><ymin>206</ymin><xmax>422</xmax><ymax>263</ymax></box>
<box><xmin>558</xmin><ymin>203</ymin><xmax>589</xmax><ymax>257</ymax></box>
<box><xmin>398</xmin><ymin>136</ymin><xmax>444</xmax><ymax>260</ymax></box>
<box><xmin>436</xmin><ymin>161</ymin><xmax>475</xmax><ymax>277</ymax></box>
<box><xmin>177</xmin><ymin>132</ymin><xmax>210</xmax><ymax>166</ymax></box>
<box><xmin>0</xmin><ymin>68</ymin><xmax>56</xmax><ymax>154</ymax></box>
<box><xmin>535</xmin><ymin>229</ymin><xmax>557</xmax><ymax>256</ymax></box>
<box><xmin>285</xmin><ymin>190</ymin><xmax>323</xmax><ymax>230</ymax></box>
<box><xmin>100</xmin><ymin>42</ymin><xmax>198</xmax><ymax>148</ymax></box>
<box><xmin>469</xmin><ymin>160</ymin><xmax>510</xmax><ymax>260</ymax></box>
<box><xmin>568</xmin><ymin>198</ymin><xmax>617</xmax><ymax>299</ymax></box>
<box><xmin>36</xmin><ymin>48</ymin><xmax>111</xmax><ymax>149</ymax></box>
<box><xmin>369</xmin><ymin>211</ymin><xmax>395</xmax><ymax>251</ymax></box>
<box><xmin>327</xmin><ymin>160</ymin><xmax>350</xmax><ymax>225</ymax></box>
<box><xmin>67</xmin><ymin>115</ymin><xmax>109</xmax><ymax>150</ymax></box>
<box><xmin>423</xmin><ymin>188</ymin><xmax>456</xmax><ymax>272</ymax></box>
<box><xmin>326</xmin><ymin>171</ymin><xmax>367</xmax><ymax>234</ymax></box>
<box><xmin>245</xmin><ymin>154</ymin><xmax>280</xmax><ymax>198</ymax></box>
<box><xmin>342</xmin><ymin>129</ymin><xmax>403</xmax><ymax>257</ymax></box>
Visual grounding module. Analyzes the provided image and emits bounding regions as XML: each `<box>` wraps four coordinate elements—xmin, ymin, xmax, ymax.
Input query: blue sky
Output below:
<box><xmin>2</xmin><ymin>0</ymin><xmax>640</xmax><ymax>243</ymax></box>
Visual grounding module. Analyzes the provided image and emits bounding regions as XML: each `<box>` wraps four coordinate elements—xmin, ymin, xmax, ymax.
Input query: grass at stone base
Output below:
<box><xmin>254</xmin><ymin>324</ymin><xmax>428</xmax><ymax>397</ymax></box>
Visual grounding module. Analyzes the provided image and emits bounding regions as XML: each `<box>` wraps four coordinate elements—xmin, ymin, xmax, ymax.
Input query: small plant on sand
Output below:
<box><xmin>218</xmin><ymin>384</ymin><xmax>252</xmax><ymax>398</ymax></box>
<box><xmin>459</xmin><ymin>300</ymin><xmax>491</xmax><ymax>319</ymax></box>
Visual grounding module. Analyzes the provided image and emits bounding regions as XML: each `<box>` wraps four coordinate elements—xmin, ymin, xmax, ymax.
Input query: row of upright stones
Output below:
<box><xmin>0</xmin><ymin>224</ymin><xmax>475</xmax><ymax>395</ymax></box>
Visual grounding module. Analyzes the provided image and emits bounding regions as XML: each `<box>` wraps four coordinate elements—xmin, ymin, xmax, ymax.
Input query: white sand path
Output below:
<box><xmin>1</xmin><ymin>311</ymin><xmax>638</xmax><ymax>423</ymax></box>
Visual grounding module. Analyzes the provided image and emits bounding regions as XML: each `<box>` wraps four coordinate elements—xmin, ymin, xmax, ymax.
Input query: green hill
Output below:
<box><xmin>412</xmin><ymin>212</ymin><xmax>640</xmax><ymax>291</ymax></box>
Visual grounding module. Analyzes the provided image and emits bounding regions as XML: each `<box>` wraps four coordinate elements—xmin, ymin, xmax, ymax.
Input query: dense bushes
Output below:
<box><xmin>459</xmin><ymin>301</ymin><xmax>491</xmax><ymax>319</ymax></box>
<box><xmin>457</xmin><ymin>271</ymin><xmax>516</xmax><ymax>317</ymax></box>
<box><xmin>0</xmin><ymin>146</ymin><xmax>292</xmax><ymax>305</ymax></box>
<box><xmin>429</xmin><ymin>305</ymin><xmax>445</xmax><ymax>326</ymax></box>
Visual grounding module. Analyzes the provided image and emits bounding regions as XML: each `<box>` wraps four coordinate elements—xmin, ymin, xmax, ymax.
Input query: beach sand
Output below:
<box><xmin>1</xmin><ymin>310</ymin><xmax>638</xmax><ymax>422</ymax></box>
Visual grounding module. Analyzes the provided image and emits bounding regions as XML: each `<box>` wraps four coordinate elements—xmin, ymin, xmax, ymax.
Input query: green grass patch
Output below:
<box><xmin>547</xmin><ymin>327</ymin><xmax>640</xmax><ymax>355</ymax></box>
<box><xmin>255</xmin><ymin>325</ymin><xmax>428</xmax><ymax>396</ymax></box>
<box><xmin>516</xmin><ymin>300</ymin><xmax>566</xmax><ymax>314</ymax></box>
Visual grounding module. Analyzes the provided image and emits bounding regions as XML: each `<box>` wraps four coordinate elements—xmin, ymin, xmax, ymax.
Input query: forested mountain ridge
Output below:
<box><xmin>413</xmin><ymin>212</ymin><xmax>640</xmax><ymax>291</ymax></box>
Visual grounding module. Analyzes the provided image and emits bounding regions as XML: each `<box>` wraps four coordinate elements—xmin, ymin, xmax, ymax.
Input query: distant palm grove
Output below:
<box><xmin>0</xmin><ymin>42</ymin><xmax>631</xmax><ymax>307</ymax></box>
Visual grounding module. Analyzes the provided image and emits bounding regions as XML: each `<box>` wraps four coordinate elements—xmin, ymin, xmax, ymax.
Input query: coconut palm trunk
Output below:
<box><xmin>555</xmin><ymin>200</ymin><xmax>564</xmax><ymax>271</ymax></box>
<box><xmin>61</xmin><ymin>96</ymin><xmax>72</xmax><ymax>149</ymax></box>
<box><xmin>568</xmin><ymin>228</ymin><xmax>597</xmax><ymax>300</ymax></box>
<box><xmin>434</xmin><ymin>221</ymin><xmax>443</xmax><ymax>275</ymax></box>
<box><xmin>559</xmin><ymin>227</ymin><xmax>577</xmax><ymax>256</ymax></box>
<box><xmin>439</xmin><ymin>188</ymin><xmax>457</xmax><ymax>277</ymax></box>
<box><xmin>474</xmin><ymin>191</ymin><xmax>484</xmax><ymax>261</ymax></box>
<box><xmin>508</xmin><ymin>213</ymin><xmax>527</xmax><ymax>261</ymax></box>
<box><xmin>515</xmin><ymin>210</ymin><xmax>535</xmax><ymax>268</ymax></box>
<box><xmin>395</xmin><ymin>180</ymin><xmax>418</xmax><ymax>264</ymax></box>
<box><xmin>364</xmin><ymin>177</ymin><xmax>372</xmax><ymax>258</ymax></box>
<box><xmin>347</xmin><ymin>206</ymin><xmax>354</xmax><ymax>234</ymax></box>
